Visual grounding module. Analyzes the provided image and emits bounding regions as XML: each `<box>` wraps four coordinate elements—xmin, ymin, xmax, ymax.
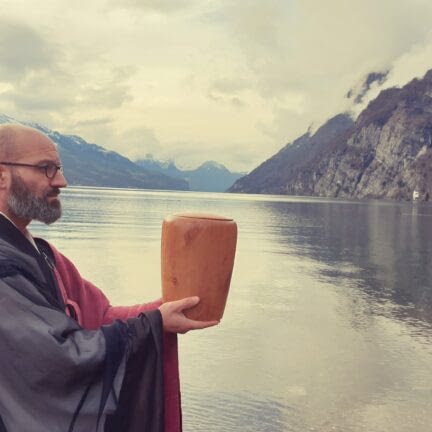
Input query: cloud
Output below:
<box><xmin>388</xmin><ymin>37</ymin><xmax>432</xmax><ymax>86</ymax></box>
<box><xmin>202</xmin><ymin>0</ymin><xmax>432</xmax><ymax>153</ymax></box>
<box><xmin>221</xmin><ymin>0</ymin><xmax>432</xmax><ymax>98</ymax></box>
<box><xmin>0</xmin><ymin>19</ymin><xmax>58</xmax><ymax>81</ymax></box>
<box><xmin>207</xmin><ymin>79</ymin><xmax>248</xmax><ymax>108</ymax></box>
<box><xmin>210</xmin><ymin>78</ymin><xmax>250</xmax><ymax>94</ymax></box>
<box><xmin>78</xmin><ymin>81</ymin><xmax>132</xmax><ymax>109</ymax></box>
<box><xmin>0</xmin><ymin>18</ymin><xmax>135</xmax><ymax>134</ymax></box>
<box><xmin>1</xmin><ymin>66</ymin><xmax>134</xmax><ymax>115</ymax></box>
<box><xmin>72</xmin><ymin>117</ymin><xmax>113</xmax><ymax>127</ymax></box>
<box><xmin>350</xmin><ymin>31</ymin><xmax>432</xmax><ymax>117</ymax></box>
<box><xmin>110</xmin><ymin>126</ymin><xmax>163</xmax><ymax>160</ymax></box>
<box><xmin>346</xmin><ymin>71</ymin><xmax>390</xmax><ymax>104</ymax></box>
<box><xmin>2</xmin><ymin>71</ymin><xmax>76</xmax><ymax>111</ymax></box>
<box><xmin>58</xmin><ymin>123</ymin><xmax>168</xmax><ymax>167</ymax></box>
<box><xmin>107</xmin><ymin>0</ymin><xmax>196</xmax><ymax>13</ymax></box>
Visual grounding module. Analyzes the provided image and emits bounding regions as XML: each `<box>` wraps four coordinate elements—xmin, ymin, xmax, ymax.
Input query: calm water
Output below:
<box><xmin>31</xmin><ymin>187</ymin><xmax>432</xmax><ymax>432</ymax></box>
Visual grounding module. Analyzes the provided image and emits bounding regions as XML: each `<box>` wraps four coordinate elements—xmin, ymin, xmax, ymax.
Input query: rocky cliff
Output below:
<box><xmin>230</xmin><ymin>69</ymin><xmax>432</xmax><ymax>201</ymax></box>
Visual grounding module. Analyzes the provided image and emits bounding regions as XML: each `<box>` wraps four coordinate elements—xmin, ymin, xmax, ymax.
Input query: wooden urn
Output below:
<box><xmin>161</xmin><ymin>212</ymin><xmax>237</xmax><ymax>321</ymax></box>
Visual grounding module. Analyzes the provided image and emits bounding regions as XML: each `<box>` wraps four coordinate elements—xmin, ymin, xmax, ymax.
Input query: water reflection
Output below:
<box><xmin>184</xmin><ymin>388</ymin><xmax>292</xmax><ymax>432</ymax></box>
<box><xmin>261</xmin><ymin>199</ymin><xmax>432</xmax><ymax>329</ymax></box>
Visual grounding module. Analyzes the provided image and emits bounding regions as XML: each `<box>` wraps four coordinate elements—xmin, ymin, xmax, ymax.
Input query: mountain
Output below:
<box><xmin>229</xmin><ymin>114</ymin><xmax>354</xmax><ymax>194</ymax></box>
<box><xmin>135</xmin><ymin>156</ymin><xmax>183</xmax><ymax>178</ymax></box>
<box><xmin>229</xmin><ymin>69</ymin><xmax>432</xmax><ymax>201</ymax></box>
<box><xmin>0</xmin><ymin>115</ymin><xmax>189</xmax><ymax>191</ymax></box>
<box><xmin>136</xmin><ymin>158</ymin><xmax>244</xmax><ymax>192</ymax></box>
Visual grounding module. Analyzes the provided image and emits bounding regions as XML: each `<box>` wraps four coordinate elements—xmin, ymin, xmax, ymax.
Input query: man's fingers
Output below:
<box><xmin>170</xmin><ymin>296</ymin><xmax>200</xmax><ymax>311</ymax></box>
<box><xmin>159</xmin><ymin>296</ymin><xmax>221</xmax><ymax>333</ymax></box>
<box><xmin>185</xmin><ymin>319</ymin><xmax>220</xmax><ymax>330</ymax></box>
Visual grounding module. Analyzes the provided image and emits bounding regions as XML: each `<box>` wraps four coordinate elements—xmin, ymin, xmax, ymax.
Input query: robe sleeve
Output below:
<box><xmin>0</xmin><ymin>273</ymin><xmax>164</xmax><ymax>432</ymax></box>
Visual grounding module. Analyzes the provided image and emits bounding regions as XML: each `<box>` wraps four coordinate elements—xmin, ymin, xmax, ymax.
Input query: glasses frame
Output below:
<box><xmin>0</xmin><ymin>161</ymin><xmax>63</xmax><ymax>179</ymax></box>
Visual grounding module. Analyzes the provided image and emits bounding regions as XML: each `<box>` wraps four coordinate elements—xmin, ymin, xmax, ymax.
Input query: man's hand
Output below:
<box><xmin>159</xmin><ymin>296</ymin><xmax>219</xmax><ymax>334</ymax></box>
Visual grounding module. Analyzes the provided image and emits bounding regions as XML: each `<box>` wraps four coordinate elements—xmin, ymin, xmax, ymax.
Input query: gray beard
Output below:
<box><xmin>7</xmin><ymin>174</ymin><xmax>62</xmax><ymax>225</ymax></box>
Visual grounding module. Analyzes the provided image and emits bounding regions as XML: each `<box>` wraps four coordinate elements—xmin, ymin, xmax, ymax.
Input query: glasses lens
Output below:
<box><xmin>46</xmin><ymin>164</ymin><xmax>59</xmax><ymax>178</ymax></box>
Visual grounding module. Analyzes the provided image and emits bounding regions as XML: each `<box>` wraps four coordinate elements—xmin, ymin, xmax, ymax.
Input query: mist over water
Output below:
<box><xmin>31</xmin><ymin>187</ymin><xmax>432</xmax><ymax>432</ymax></box>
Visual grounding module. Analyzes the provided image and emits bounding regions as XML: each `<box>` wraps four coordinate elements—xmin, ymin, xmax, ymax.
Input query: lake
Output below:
<box><xmin>31</xmin><ymin>187</ymin><xmax>432</xmax><ymax>432</ymax></box>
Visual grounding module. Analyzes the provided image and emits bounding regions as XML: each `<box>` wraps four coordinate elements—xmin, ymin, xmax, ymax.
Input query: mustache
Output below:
<box><xmin>46</xmin><ymin>188</ymin><xmax>61</xmax><ymax>197</ymax></box>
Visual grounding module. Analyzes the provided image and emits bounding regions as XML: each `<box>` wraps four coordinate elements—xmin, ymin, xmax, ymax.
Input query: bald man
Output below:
<box><xmin>0</xmin><ymin>125</ymin><xmax>217</xmax><ymax>432</ymax></box>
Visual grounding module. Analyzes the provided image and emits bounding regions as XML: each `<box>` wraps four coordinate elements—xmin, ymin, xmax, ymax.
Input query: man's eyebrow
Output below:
<box><xmin>34</xmin><ymin>159</ymin><xmax>61</xmax><ymax>165</ymax></box>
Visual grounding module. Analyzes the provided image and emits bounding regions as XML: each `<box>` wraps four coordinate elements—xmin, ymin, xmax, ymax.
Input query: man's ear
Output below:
<box><xmin>0</xmin><ymin>168</ymin><xmax>9</xmax><ymax>189</ymax></box>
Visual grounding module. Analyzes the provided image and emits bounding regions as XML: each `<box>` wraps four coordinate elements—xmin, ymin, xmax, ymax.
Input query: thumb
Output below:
<box><xmin>175</xmin><ymin>296</ymin><xmax>200</xmax><ymax>311</ymax></box>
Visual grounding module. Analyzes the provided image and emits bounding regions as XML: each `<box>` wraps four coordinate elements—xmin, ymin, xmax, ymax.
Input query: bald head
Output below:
<box><xmin>0</xmin><ymin>124</ymin><xmax>18</xmax><ymax>160</ymax></box>
<box><xmin>0</xmin><ymin>124</ymin><xmax>55</xmax><ymax>161</ymax></box>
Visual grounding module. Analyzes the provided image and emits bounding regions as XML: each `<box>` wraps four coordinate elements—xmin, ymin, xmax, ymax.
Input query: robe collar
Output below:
<box><xmin>0</xmin><ymin>213</ymin><xmax>39</xmax><ymax>257</ymax></box>
<box><xmin>0</xmin><ymin>213</ymin><xmax>64</xmax><ymax>310</ymax></box>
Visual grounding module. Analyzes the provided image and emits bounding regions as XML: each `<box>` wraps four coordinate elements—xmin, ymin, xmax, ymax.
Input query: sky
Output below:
<box><xmin>1</xmin><ymin>0</ymin><xmax>432</xmax><ymax>172</ymax></box>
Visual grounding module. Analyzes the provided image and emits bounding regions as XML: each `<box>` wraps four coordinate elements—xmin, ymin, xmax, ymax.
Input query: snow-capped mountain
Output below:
<box><xmin>0</xmin><ymin>114</ymin><xmax>188</xmax><ymax>190</ymax></box>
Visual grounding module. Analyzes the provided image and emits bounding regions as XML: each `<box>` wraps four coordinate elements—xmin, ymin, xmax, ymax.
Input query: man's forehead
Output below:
<box><xmin>12</xmin><ymin>129</ymin><xmax>59</xmax><ymax>161</ymax></box>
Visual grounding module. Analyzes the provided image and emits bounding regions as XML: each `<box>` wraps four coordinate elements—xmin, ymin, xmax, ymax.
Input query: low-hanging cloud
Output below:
<box><xmin>352</xmin><ymin>32</ymin><xmax>432</xmax><ymax>117</ymax></box>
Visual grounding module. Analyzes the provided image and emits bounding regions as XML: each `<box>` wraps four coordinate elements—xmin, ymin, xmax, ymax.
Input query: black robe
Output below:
<box><xmin>0</xmin><ymin>215</ymin><xmax>165</xmax><ymax>432</ymax></box>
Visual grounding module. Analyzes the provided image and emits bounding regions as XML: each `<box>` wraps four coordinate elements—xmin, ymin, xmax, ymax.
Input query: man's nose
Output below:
<box><xmin>50</xmin><ymin>169</ymin><xmax>68</xmax><ymax>188</ymax></box>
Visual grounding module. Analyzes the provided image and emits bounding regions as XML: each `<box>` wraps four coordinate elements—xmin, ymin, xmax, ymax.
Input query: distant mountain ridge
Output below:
<box><xmin>135</xmin><ymin>157</ymin><xmax>244</xmax><ymax>192</ymax></box>
<box><xmin>230</xmin><ymin>69</ymin><xmax>432</xmax><ymax>201</ymax></box>
<box><xmin>0</xmin><ymin>114</ymin><xmax>189</xmax><ymax>190</ymax></box>
<box><xmin>0</xmin><ymin>114</ymin><xmax>242</xmax><ymax>192</ymax></box>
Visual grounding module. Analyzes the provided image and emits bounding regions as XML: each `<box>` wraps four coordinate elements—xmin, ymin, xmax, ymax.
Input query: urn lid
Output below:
<box><xmin>168</xmin><ymin>212</ymin><xmax>233</xmax><ymax>221</ymax></box>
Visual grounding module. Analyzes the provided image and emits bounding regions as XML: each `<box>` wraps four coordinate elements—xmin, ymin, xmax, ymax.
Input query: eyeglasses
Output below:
<box><xmin>0</xmin><ymin>161</ymin><xmax>64</xmax><ymax>179</ymax></box>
